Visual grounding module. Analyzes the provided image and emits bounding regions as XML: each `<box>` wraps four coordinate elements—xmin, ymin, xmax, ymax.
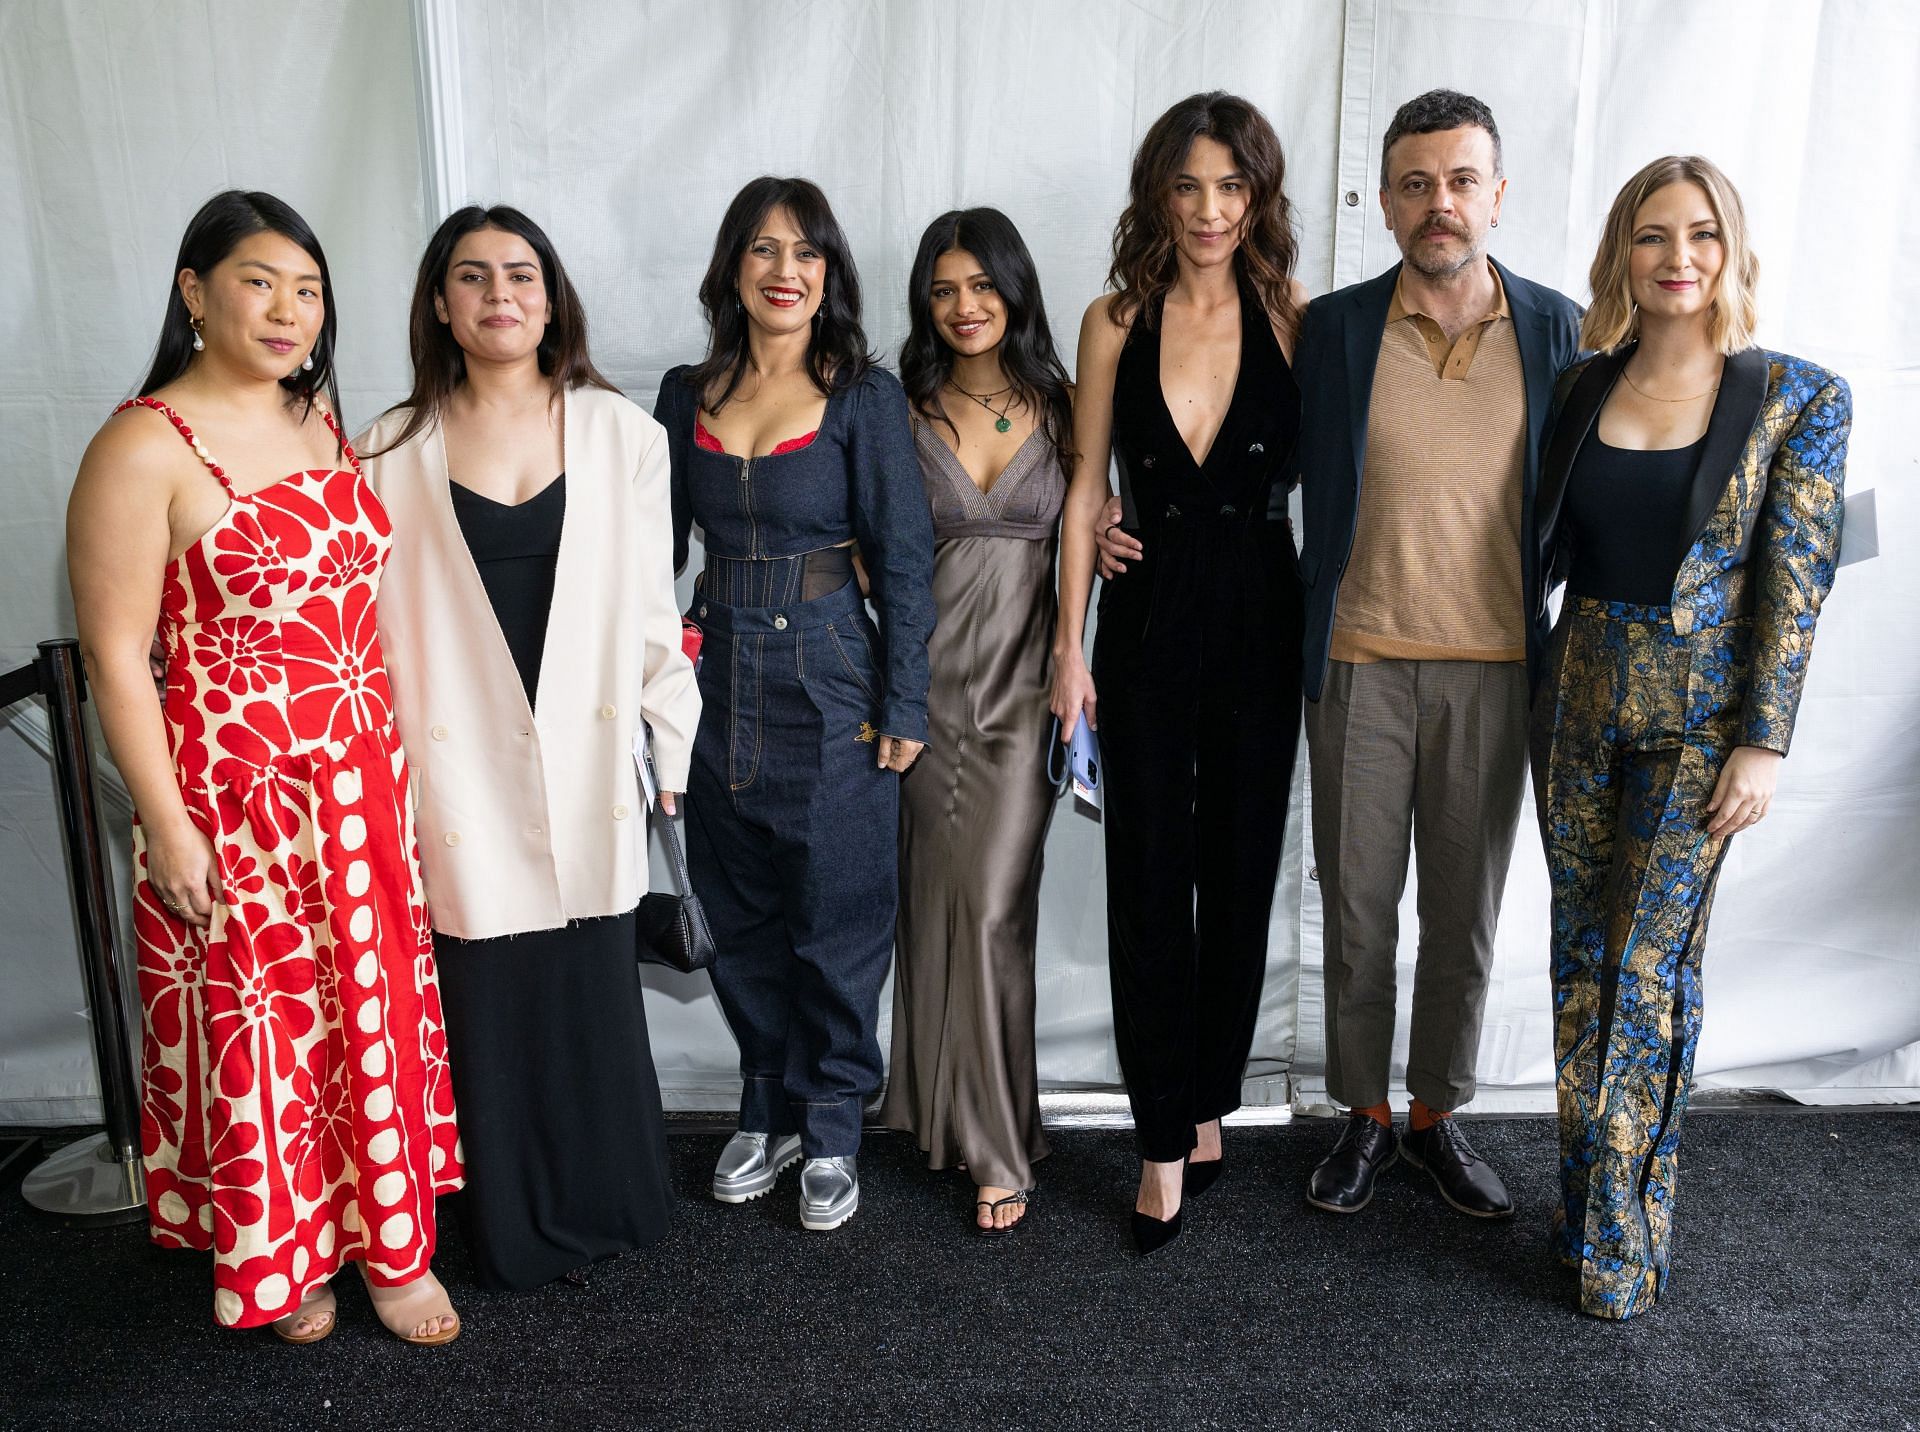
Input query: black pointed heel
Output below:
<box><xmin>1131</xmin><ymin>1208</ymin><xmax>1183</xmax><ymax>1257</ymax></box>
<box><xmin>1183</xmin><ymin>1158</ymin><xmax>1224</xmax><ymax>1198</ymax></box>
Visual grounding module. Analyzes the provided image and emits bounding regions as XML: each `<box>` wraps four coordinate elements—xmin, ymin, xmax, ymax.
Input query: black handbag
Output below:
<box><xmin>636</xmin><ymin>751</ymin><xmax>716</xmax><ymax>974</ymax></box>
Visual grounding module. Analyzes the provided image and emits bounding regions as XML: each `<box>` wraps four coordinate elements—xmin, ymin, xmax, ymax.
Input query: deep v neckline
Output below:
<box><xmin>1152</xmin><ymin>298</ymin><xmax>1249</xmax><ymax>473</ymax></box>
<box><xmin>920</xmin><ymin>420</ymin><xmax>1046</xmax><ymax>507</ymax></box>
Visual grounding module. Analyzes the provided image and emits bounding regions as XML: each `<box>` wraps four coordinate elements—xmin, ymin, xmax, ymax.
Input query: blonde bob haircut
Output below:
<box><xmin>1582</xmin><ymin>155</ymin><xmax>1759</xmax><ymax>356</ymax></box>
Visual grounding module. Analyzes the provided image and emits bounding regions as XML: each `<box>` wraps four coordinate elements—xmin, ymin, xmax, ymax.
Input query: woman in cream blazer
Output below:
<box><xmin>360</xmin><ymin>205</ymin><xmax>700</xmax><ymax>1291</ymax></box>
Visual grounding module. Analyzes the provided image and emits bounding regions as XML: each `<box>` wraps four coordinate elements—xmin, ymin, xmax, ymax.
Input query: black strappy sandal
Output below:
<box><xmin>975</xmin><ymin>1188</ymin><xmax>1031</xmax><ymax>1237</ymax></box>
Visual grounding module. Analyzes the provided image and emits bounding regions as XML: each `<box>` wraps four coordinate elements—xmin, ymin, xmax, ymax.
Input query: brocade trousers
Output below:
<box><xmin>1531</xmin><ymin>595</ymin><xmax>1744</xmax><ymax>1320</ymax></box>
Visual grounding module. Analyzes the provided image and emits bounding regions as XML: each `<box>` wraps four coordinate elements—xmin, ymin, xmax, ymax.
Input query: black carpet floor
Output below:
<box><xmin>2</xmin><ymin>1112</ymin><xmax>1915</xmax><ymax>1430</ymax></box>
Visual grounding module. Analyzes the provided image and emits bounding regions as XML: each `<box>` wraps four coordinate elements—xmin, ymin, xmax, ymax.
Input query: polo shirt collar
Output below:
<box><xmin>1387</xmin><ymin>261</ymin><xmax>1510</xmax><ymax>326</ymax></box>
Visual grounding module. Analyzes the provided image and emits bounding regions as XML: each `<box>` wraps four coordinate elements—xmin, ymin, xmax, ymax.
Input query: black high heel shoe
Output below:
<box><xmin>1183</xmin><ymin>1158</ymin><xmax>1224</xmax><ymax>1199</ymax></box>
<box><xmin>1131</xmin><ymin>1207</ymin><xmax>1183</xmax><ymax>1256</ymax></box>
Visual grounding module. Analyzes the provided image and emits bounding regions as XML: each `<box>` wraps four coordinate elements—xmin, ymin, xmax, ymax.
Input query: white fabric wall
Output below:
<box><xmin>3</xmin><ymin>0</ymin><xmax>1914</xmax><ymax>1122</ymax></box>
<box><xmin>0</xmin><ymin>0</ymin><xmax>427</xmax><ymax>1121</ymax></box>
<box><xmin>1289</xmin><ymin>0</ymin><xmax>1920</xmax><ymax>1107</ymax></box>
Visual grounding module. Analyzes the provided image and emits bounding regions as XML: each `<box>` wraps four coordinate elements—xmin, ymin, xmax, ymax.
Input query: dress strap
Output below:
<box><xmin>315</xmin><ymin>404</ymin><xmax>362</xmax><ymax>476</ymax></box>
<box><xmin>113</xmin><ymin>395</ymin><xmax>361</xmax><ymax>487</ymax></box>
<box><xmin>113</xmin><ymin>395</ymin><xmax>235</xmax><ymax>496</ymax></box>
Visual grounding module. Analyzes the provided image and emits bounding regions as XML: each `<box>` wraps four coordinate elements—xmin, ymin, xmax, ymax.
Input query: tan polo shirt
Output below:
<box><xmin>1330</xmin><ymin>268</ymin><xmax>1528</xmax><ymax>664</ymax></box>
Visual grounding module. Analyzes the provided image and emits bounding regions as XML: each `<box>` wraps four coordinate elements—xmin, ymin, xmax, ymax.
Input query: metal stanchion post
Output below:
<box><xmin>20</xmin><ymin>638</ymin><xmax>146</xmax><ymax>1223</ymax></box>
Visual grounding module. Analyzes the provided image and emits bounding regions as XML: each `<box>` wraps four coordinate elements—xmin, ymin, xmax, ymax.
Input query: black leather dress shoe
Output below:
<box><xmin>1306</xmin><ymin>1113</ymin><xmax>1398</xmax><ymax>1213</ymax></box>
<box><xmin>1399</xmin><ymin>1118</ymin><xmax>1514</xmax><ymax>1219</ymax></box>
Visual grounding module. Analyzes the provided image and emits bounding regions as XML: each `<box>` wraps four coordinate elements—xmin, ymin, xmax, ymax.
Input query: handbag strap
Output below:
<box><xmin>642</xmin><ymin>746</ymin><xmax>696</xmax><ymax>900</ymax></box>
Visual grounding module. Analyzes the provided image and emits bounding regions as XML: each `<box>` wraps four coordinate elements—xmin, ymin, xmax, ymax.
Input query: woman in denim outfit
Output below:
<box><xmin>655</xmin><ymin>176</ymin><xmax>935</xmax><ymax>1231</ymax></box>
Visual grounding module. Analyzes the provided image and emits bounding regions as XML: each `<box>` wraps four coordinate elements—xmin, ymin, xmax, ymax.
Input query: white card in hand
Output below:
<box><xmin>632</xmin><ymin>728</ymin><xmax>657</xmax><ymax>811</ymax></box>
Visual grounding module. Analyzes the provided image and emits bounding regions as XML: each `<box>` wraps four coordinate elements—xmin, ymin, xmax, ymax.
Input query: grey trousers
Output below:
<box><xmin>1305</xmin><ymin>658</ymin><xmax>1529</xmax><ymax>1111</ymax></box>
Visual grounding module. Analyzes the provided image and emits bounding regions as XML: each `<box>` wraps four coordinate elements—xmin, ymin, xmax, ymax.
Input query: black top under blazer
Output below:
<box><xmin>1290</xmin><ymin>258</ymin><xmax>1585</xmax><ymax>702</ymax></box>
<box><xmin>1534</xmin><ymin>344</ymin><xmax>1850</xmax><ymax>750</ymax></box>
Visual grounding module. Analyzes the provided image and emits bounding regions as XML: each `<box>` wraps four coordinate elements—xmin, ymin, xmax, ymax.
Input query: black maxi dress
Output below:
<box><xmin>435</xmin><ymin>474</ymin><xmax>676</xmax><ymax>1289</ymax></box>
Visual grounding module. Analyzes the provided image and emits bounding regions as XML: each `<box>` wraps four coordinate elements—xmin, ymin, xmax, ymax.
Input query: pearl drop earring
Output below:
<box><xmin>190</xmin><ymin>316</ymin><xmax>205</xmax><ymax>352</ymax></box>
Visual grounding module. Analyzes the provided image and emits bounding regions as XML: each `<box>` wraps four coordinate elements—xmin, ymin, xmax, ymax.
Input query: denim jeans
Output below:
<box><xmin>684</xmin><ymin>577</ymin><xmax>899</xmax><ymax>1158</ymax></box>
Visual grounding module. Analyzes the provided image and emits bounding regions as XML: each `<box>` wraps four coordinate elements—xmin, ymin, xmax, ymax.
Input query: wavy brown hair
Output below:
<box><xmin>1107</xmin><ymin>91</ymin><xmax>1300</xmax><ymax>336</ymax></box>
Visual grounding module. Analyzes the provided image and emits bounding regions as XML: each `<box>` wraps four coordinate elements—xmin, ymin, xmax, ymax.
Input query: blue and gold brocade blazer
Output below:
<box><xmin>1535</xmin><ymin>345</ymin><xmax>1851</xmax><ymax>754</ymax></box>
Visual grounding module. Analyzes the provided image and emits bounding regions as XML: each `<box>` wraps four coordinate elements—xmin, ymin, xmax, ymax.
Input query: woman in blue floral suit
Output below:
<box><xmin>1530</xmin><ymin>155</ymin><xmax>1850</xmax><ymax>1321</ymax></box>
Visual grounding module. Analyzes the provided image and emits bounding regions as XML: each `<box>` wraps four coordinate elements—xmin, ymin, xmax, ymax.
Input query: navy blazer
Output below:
<box><xmin>1292</xmin><ymin>258</ymin><xmax>1584</xmax><ymax>701</ymax></box>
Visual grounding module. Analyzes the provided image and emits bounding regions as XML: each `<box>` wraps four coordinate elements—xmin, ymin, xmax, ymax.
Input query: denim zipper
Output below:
<box><xmin>739</xmin><ymin>456</ymin><xmax>757</xmax><ymax>559</ymax></box>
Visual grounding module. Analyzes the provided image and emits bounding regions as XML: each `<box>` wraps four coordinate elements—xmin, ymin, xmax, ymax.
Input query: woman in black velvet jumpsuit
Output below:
<box><xmin>1052</xmin><ymin>92</ymin><xmax>1307</xmax><ymax>1254</ymax></box>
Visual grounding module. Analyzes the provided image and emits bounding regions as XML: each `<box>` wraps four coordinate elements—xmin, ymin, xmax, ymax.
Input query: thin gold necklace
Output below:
<box><xmin>1622</xmin><ymin>366</ymin><xmax>1719</xmax><ymax>404</ymax></box>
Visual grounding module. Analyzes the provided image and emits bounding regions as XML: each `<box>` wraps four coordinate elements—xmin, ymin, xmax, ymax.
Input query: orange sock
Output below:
<box><xmin>1409</xmin><ymin>1098</ymin><xmax>1449</xmax><ymax>1132</ymax></box>
<box><xmin>1355</xmin><ymin>1101</ymin><xmax>1392</xmax><ymax>1127</ymax></box>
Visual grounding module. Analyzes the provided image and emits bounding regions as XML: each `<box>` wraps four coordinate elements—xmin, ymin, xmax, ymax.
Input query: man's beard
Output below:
<box><xmin>1401</xmin><ymin>217</ymin><xmax>1482</xmax><ymax>277</ymax></box>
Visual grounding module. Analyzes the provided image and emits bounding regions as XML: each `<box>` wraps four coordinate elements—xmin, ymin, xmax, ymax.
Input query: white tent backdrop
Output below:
<box><xmin>2</xmin><ymin>0</ymin><xmax>1914</xmax><ymax>1124</ymax></box>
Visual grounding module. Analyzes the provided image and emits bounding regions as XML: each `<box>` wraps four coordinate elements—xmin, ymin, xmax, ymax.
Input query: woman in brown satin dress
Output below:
<box><xmin>881</xmin><ymin>208</ymin><xmax>1073</xmax><ymax>1234</ymax></box>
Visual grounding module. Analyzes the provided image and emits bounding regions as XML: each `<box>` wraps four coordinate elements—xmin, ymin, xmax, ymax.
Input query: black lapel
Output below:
<box><xmin>1342</xmin><ymin>264</ymin><xmax>1399</xmax><ymax>490</ymax></box>
<box><xmin>1494</xmin><ymin>257</ymin><xmax>1557</xmax><ymax>493</ymax></box>
<box><xmin>1678</xmin><ymin>346</ymin><xmax>1769</xmax><ymax>567</ymax></box>
<box><xmin>1535</xmin><ymin>347</ymin><xmax>1627</xmax><ymax>555</ymax></box>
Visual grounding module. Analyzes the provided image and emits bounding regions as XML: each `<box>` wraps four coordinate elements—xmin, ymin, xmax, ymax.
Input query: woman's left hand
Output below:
<box><xmin>659</xmin><ymin>791</ymin><xmax>680</xmax><ymax>816</ymax></box>
<box><xmin>877</xmin><ymin>736</ymin><xmax>924</xmax><ymax>774</ymax></box>
<box><xmin>1705</xmin><ymin>746</ymin><xmax>1782</xmax><ymax>837</ymax></box>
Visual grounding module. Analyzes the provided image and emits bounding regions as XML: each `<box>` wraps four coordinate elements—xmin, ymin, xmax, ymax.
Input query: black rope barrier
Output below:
<box><xmin>0</xmin><ymin>659</ymin><xmax>40</xmax><ymax>710</ymax></box>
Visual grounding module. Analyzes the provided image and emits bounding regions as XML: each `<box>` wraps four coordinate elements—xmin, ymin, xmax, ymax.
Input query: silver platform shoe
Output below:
<box><xmin>798</xmin><ymin>1156</ymin><xmax>859</xmax><ymax>1232</ymax></box>
<box><xmin>711</xmin><ymin>1131</ymin><xmax>803</xmax><ymax>1204</ymax></box>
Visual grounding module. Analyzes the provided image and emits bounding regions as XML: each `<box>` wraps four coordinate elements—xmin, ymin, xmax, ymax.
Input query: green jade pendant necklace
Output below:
<box><xmin>951</xmin><ymin>379</ymin><xmax>1015</xmax><ymax>433</ymax></box>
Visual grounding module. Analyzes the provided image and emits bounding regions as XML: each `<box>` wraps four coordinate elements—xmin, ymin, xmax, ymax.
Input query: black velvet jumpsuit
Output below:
<box><xmin>1091</xmin><ymin>282</ymin><xmax>1305</xmax><ymax>1163</ymax></box>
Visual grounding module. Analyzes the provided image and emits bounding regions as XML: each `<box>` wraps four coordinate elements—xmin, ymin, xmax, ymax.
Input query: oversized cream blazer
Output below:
<box><xmin>357</xmin><ymin>385</ymin><xmax>700</xmax><ymax>940</ymax></box>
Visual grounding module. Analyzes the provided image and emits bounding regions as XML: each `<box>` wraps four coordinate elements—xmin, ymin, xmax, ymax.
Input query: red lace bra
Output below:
<box><xmin>693</xmin><ymin>416</ymin><xmax>817</xmax><ymax>457</ymax></box>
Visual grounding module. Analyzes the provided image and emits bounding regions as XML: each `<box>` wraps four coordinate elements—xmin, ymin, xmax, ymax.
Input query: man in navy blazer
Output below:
<box><xmin>1292</xmin><ymin>91</ymin><xmax>1582</xmax><ymax>1220</ymax></box>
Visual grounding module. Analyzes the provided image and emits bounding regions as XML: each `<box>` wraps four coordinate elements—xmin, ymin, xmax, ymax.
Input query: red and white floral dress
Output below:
<box><xmin>120</xmin><ymin>397</ymin><xmax>463</xmax><ymax>1329</ymax></box>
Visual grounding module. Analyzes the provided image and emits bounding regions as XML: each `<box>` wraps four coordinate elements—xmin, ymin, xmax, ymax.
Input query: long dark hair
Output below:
<box><xmin>369</xmin><ymin>204</ymin><xmax>617</xmax><ymax>456</ymax></box>
<box><xmin>140</xmin><ymin>190</ymin><xmax>342</xmax><ymax>431</ymax></box>
<box><xmin>1108</xmin><ymin>92</ymin><xmax>1301</xmax><ymax>338</ymax></box>
<box><xmin>900</xmin><ymin>208</ymin><xmax>1074</xmax><ymax>473</ymax></box>
<box><xmin>684</xmin><ymin>176</ymin><xmax>873</xmax><ymax>412</ymax></box>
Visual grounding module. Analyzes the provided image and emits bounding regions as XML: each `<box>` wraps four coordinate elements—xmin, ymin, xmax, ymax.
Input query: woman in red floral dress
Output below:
<box><xmin>66</xmin><ymin>191</ymin><xmax>464</xmax><ymax>1344</ymax></box>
